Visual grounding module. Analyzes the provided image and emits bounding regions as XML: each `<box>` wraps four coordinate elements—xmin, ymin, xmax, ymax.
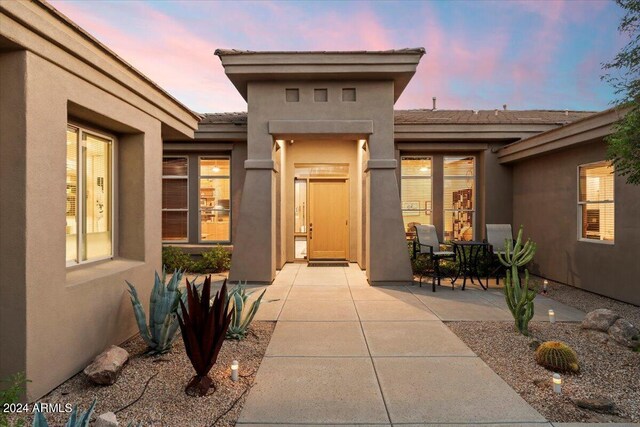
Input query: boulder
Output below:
<box><xmin>581</xmin><ymin>309</ymin><xmax>620</xmax><ymax>332</ymax></box>
<box><xmin>95</xmin><ymin>412</ymin><xmax>119</xmax><ymax>427</ymax></box>
<box><xmin>572</xmin><ymin>397</ymin><xmax>616</xmax><ymax>414</ymax></box>
<box><xmin>608</xmin><ymin>318</ymin><xmax>640</xmax><ymax>348</ymax></box>
<box><xmin>83</xmin><ymin>345</ymin><xmax>128</xmax><ymax>385</ymax></box>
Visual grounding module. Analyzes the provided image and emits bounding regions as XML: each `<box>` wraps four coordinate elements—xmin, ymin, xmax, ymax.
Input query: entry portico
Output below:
<box><xmin>216</xmin><ymin>49</ymin><xmax>425</xmax><ymax>285</ymax></box>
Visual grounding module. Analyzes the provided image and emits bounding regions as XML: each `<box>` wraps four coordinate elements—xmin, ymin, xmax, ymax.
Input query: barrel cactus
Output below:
<box><xmin>535</xmin><ymin>341</ymin><xmax>580</xmax><ymax>373</ymax></box>
<box><xmin>498</xmin><ymin>226</ymin><xmax>537</xmax><ymax>336</ymax></box>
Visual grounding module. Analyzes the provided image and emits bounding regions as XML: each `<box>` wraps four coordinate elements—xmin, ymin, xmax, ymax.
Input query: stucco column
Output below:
<box><xmin>365</xmin><ymin>159</ymin><xmax>413</xmax><ymax>284</ymax></box>
<box><xmin>228</xmin><ymin>159</ymin><xmax>277</xmax><ymax>283</ymax></box>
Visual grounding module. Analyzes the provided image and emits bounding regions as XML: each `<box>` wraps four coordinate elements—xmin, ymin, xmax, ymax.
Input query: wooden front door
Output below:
<box><xmin>308</xmin><ymin>179</ymin><xmax>349</xmax><ymax>260</ymax></box>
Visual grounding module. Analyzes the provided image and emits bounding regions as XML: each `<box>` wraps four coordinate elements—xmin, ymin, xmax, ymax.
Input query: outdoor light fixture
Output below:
<box><xmin>543</xmin><ymin>279</ymin><xmax>549</xmax><ymax>294</ymax></box>
<box><xmin>548</xmin><ymin>309</ymin><xmax>556</xmax><ymax>324</ymax></box>
<box><xmin>231</xmin><ymin>360</ymin><xmax>239</xmax><ymax>382</ymax></box>
<box><xmin>552</xmin><ymin>373</ymin><xmax>562</xmax><ymax>394</ymax></box>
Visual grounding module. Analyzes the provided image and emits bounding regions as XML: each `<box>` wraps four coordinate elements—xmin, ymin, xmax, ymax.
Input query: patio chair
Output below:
<box><xmin>413</xmin><ymin>225</ymin><xmax>456</xmax><ymax>292</ymax></box>
<box><xmin>485</xmin><ymin>224</ymin><xmax>513</xmax><ymax>285</ymax></box>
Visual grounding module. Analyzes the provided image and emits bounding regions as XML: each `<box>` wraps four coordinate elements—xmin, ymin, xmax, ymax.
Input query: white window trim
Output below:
<box><xmin>577</xmin><ymin>161</ymin><xmax>615</xmax><ymax>245</ymax></box>
<box><xmin>400</xmin><ymin>156</ymin><xmax>434</xmax><ymax>220</ymax></box>
<box><xmin>162</xmin><ymin>156</ymin><xmax>189</xmax><ymax>243</ymax></box>
<box><xmin>66</xmin><ymin>124</ymin><xmax>115</xmax><ymax>267</ymax></box>
<box><xmin>198</xmin><ymin>156</ymin><xmax>231</xmax><ymax>244</ymax></box>
<box><xmin>443</xmin><ymin>156</ymin><xmax>476</xmax><ymax>241</ymax></box>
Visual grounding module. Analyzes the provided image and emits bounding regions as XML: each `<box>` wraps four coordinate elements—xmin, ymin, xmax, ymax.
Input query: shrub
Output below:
<box><xmin>227</xmin><ymin>282</ymin><xmax>266</xmax><ymax>340</ymax></box>
<box><xmin>199</xmin><ymin>246</ymin><xmax>231</xmax><ymax>273</ymax></box>
<box><xmin>535</xmin><ymin>341</ymin><xmax>580</xmax><ymax>373</ymax></box>
<box><xmin>126</xmin><ymin>268</ymin><xmax>185</xmax><ymax>355</ymax></box>
<box><xmin>0</xmin><ymin>372</ymin><xmax>29</xmax><ymax>427</ymax></box>
<box><xmin>162</xmin><ymin>246</ymin><xmax>194</xmax><ymax>271</ymax></box>
<box><xmin>177</xmin><ymin>276</ymin><xmax>231</xmax><ymax>396</ymax></box>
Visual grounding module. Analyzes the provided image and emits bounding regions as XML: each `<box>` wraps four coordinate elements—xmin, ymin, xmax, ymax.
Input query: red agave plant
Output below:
<box><xmin>177</xmin><ymin>276</ymin><xmax>231</xmax><ymax>396</ymax></box>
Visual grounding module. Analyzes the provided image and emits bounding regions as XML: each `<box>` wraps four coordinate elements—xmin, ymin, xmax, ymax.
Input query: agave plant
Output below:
<box><xmin>126</xmin><ymin>268</ymin><xmax>185</xmax><ymax>355</ymax></box>
<box><xmin>177</xmin><ymin>276</ymin><xmax>231</xmax><ymax>396</ymax></box>
<box><xmin>32</xmin><ymin>400</ymin><xmax>96</xmax><ymax>427</ymax></box>
<box><xmin>227</xmin><ymin>282</ymin><xmax>266</xmax><ymax>340</ymax></box>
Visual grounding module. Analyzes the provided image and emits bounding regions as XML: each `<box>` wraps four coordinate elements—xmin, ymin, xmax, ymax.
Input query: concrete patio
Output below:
<box><xmin>236</xmin><ymin>263</ymin><xmax>590</xmax><ymax>426</ymax></box>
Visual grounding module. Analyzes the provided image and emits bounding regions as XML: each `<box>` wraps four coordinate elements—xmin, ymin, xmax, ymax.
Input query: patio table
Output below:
<box><xmin>451</xmin><ymin>240</ymin><xmax>489</xmax><ymax>290</ymax></box>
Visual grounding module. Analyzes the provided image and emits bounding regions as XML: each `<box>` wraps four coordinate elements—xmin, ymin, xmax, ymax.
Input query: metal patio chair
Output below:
<box><xmin>485</xmin><ymin>224</ymin><xmax>513</xmax><ymax>285</ymax></box>
<box><xmin>413</xmin><ymin>225</ymin><xmax>456</xmax><ymax>292</ymax></box>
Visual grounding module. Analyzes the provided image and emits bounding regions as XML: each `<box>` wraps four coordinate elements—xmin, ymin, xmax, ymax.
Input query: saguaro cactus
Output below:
<box><xmin>498</xmin><ymin>226</ymin><xmax>537</xmax><ymax>336</ymax></box>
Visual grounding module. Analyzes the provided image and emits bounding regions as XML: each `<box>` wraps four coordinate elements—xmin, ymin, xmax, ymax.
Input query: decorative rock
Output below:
<box><xmin>581</xmin><ymin>309</ymin><xmax>620</xmax><ymax>332</ymax></box>
<box><xmin>95</xmin><ymin>412</ymin><xmax>119</xmax><ymax>427</ymax></box>
<box><xmin>528</xmin><ymin>339</ymin><xmax>541</xmax><ymax>351</ymax></box>
<box><xmin>83</xmin><ymin>345</ymin><xmax>129</xmax><ymax>385</ymax></box>
<box><xmin>608</xmin><ymin>318</ymin><xmax>640</xmax><ymax>348</ymax></box>
<box><xmin>572</xmin><ymin>397</ymin><xmax>616</xmax><ymax>414</ymax></box>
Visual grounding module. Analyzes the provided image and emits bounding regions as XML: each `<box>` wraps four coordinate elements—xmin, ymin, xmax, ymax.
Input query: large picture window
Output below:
<box><xmin>579</xmin><ymin>161</ymin><xmax>614</xmax><ymax>243</ymax></box>
<box><xmin>443</xmin><ymin>156</ymin><xmax>475</xmax><ymax>241</ymax></box>
<box><xmin>162</xmin><ymin>157</ymin><xmax>189</xmax><ymax>242</ymax></box>
<box><xmin>66</xmin><ymin>125</ymin><xmax>113</xmax><ymax>265</ymax></box>
<box><xmin>401</xmin><ymin>156</ymin><xmax>432</xmax><ymax>233</ymax></box>
<box><xmin>199</xmin><ymin>157</ymin><xmax>231</xmax><ymax>242</ymax></box>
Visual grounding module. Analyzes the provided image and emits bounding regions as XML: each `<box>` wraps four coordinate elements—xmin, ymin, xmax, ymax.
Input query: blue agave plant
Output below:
<box><xmin>226</xmin><ymin>281</ymin><xmax>266</xmax><ymax>340</ymax></box>
<box><xmin>32</xmin><ymin>400</ymin><xmax>95</xmax><ymax>427</ymax></box>
<box><xmin>126</xmin><ymin>267</ymin><xmax>186</xmax><ymax>355</ymax></box>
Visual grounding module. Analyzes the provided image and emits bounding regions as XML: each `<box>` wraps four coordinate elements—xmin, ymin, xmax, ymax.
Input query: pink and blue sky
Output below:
<box><xmin>51</xmin><ymin>0</ymin><xmax>625</xmax><ymax>113</ymax></box>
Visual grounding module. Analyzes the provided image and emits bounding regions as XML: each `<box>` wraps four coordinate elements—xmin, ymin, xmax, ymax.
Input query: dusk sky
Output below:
<box><xmin>50</xmin><ymin>0</ymin><xmax>626</xmax><ymax>114</ymax></box>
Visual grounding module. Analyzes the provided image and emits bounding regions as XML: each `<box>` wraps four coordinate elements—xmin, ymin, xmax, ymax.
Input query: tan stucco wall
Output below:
<box><xmin>229</xmin><ymin>80</ymin><xmax>412</xmax><ymax>284</ymax></box>
<box><xmin>0</xmin><ymin>49</ymin><xmax>164</xmax><ymax>399</ymax></box>
<box><xmin>512</xmin><ymin>140</ymin><xmax>640</xmax><ymax>306</ymax></box>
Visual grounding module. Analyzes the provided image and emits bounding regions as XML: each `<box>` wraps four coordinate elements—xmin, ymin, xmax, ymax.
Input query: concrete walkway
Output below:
<box><xmin>237</xmin><ymin>264</ymin><xmax>558</xmax><ymax>426</ymax></box>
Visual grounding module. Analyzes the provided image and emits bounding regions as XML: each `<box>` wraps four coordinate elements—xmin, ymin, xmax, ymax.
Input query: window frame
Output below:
<box><xmin>577</xmin><ymin>161</ymin><xmax>615</xmax><ymax>245</ymax></box>
<box><xmin>198</xmin><ymin>155</ymin><xmax>232</xmax><ymax>244</ymax></box>
<box><xmin>66</xmin><ymin>123</ymin><xmax>116</xmax><ymax>268</ymax></box>
<box><xmin>443</xmin><ymin>155</ymin><xmax>476</xmax><ymax>242</ymax></box>
<box><xmin>161</xmin><ymin>155</ymin><xmax>190</xmax><ymax>244</ymax></box>
<box><xmin>400</xmin><ymin>155</ymin><xmax>434</xmax><ymax>228</ymax></box>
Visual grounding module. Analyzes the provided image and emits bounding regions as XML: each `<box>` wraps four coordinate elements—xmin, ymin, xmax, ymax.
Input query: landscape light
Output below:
<box><xmin>231</xmin><ymin>360</ymin><xmax>239</xmax><ymax>382</ymax></box>
<box><xmin>543</xmin><ymin>280</ymin><xmax>548</xmax><ymax>294</ymax></box>
<box><xmin>553</xmin><ymin>373</ymin><xmax>562</xmax><ymax>394</ymax></box>
<box><xmin>548</xmin><ymin>309</ymin><xmax>556</xmax><ymax>324</ymax></box>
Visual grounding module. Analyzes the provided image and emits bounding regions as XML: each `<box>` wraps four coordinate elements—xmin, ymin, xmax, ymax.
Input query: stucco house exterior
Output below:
<box><xmin>1</xmin><ymin>0</ymin><xmax>638</xmax><ymax>401</ymax></box>
<box><xmin>164</xmin><ymin>50</ymin><xmax>639</xmax><ymax>304</ymax></box>
<box><xmin>0</xmin><ymin>0</ymin><xmax>198</xmax><ymax>399</ymax></box>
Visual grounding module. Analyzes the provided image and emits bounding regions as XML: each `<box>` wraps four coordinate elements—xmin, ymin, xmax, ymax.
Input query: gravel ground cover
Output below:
<box><xmin>448</xmin><ymin>321</ymin><xmax>640</xmax><ymax>423</ymax></box>
<box><xmin>529</xmin><ymin>276</ymin><xmax>640</xmax><ymax>327</ymax></box>
<box><xmin>10</xmin><ymin>321</ymin><xmax>275</xmax><ymax>427</ymax></box>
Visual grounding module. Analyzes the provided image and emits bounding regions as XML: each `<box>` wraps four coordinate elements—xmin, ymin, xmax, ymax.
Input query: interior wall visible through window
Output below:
<box><xmin>443</xmin><ymin>156</ymin><xmax>475</xmax><ymax>241</ymax></box>
<box><xmin>401</xmin><ymin>156</ymin><xmax>433</xmax><ymax>233</ymax></box>
<box><xmin>199</xmin><ymin>157</ymin><xmax>231</xmax><ymax>242</ymax></box>
<box><xmin>579</xmin><ymin>161</ymin><xmax>614</xmax><ymax>242</ymax></box>
<box><xmin>66</xmin><ymin>124</ymin><xmax>113</xmax><ymax>265</ymax></box>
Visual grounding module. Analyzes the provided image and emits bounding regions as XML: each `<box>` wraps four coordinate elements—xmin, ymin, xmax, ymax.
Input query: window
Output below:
<box><xmin>66</xmin><ymin>125</ymin><xmax>113</xmax><ymax>265</ymax></box>
<box><xmin>443</xmin><ymin>156</ymin><xmax>475</xmax><ymax>241</ymax></box>
<box><xmin>579</xmin><ymin>161</ymin><xmax>614</xmax><ymax>242</ymax></box>
<box><xmin>401</xmin><ymin>156</ymin><xmax>432</xmax><ymax>233</ymax></box>
<box><xmin>162</xmin><ymin>157</ymin><xmax>189</xmax><ymax>242</ymax></box>
<box><xmin>199</xmin><ymin>157</ymin><xmax>231</xmax><ymax>242</ymax></box>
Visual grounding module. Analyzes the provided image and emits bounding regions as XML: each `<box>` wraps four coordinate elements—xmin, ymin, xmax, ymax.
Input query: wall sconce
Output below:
<box><xmin>543</xmin><ymin>280</ymin><xmax>548</xmax><ymax>295</ymax></box>
<box><xmin>231</xmin><ymin>360</ymin><xmax>239</xmax><ymax>382</ymax></box>
<box><xmin>548</xmin><ymin>309</ymin><xmax>556</xmax><ymax>324</ymax></box>
<box><xmin>552</xmin><ymin>373</ymin><xmax>562</xmax><ymax>394</ymax></box>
